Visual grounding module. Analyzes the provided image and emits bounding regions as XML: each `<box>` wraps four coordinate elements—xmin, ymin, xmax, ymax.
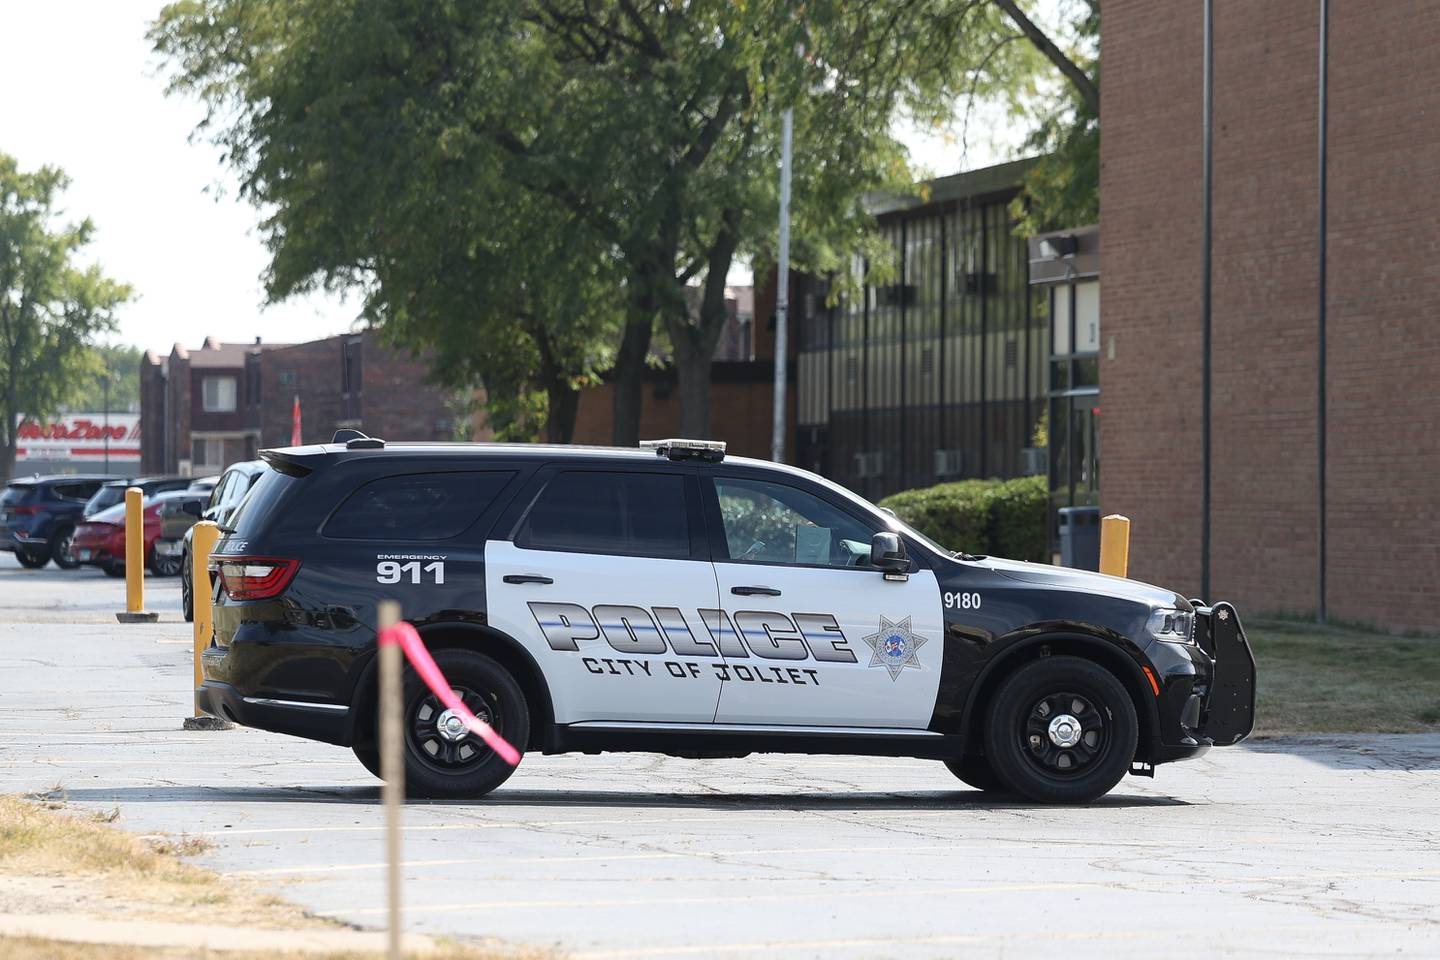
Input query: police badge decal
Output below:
<box><xmin>862</xmin><ymin>615</ymin><xmax>928</xmax><ymax>680</ymax></box>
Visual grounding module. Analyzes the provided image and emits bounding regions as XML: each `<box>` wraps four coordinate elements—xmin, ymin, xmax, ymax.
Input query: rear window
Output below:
<box><xmin>228</xmin><ymin>470</ymin><xmax>299</xmax><ymax>538</ymax></box>
<box><xmin>323</xmin><ymin>471</ymin><xmax>514</xmax><ymax>541</ymax></box>
<box><xmin>517</xmin><ymin>471</ymin><xmax>690</xmax><ymax>559</ymax></box>
<box><xmin>2</xmin><ymin>484</ymin><xmax>34</xmax><ymax>506</ymax></box>
<box><xmin>52</xmin><ymin>482</ymin><xmax>99</xmax><ymax>502</ymax></box>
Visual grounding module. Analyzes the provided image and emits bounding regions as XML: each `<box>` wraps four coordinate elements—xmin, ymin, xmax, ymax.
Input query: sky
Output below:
<box><xmin>1</xmin><ymin>1</ymin><xmax>1030</xmax><ymax>357</ymax></box>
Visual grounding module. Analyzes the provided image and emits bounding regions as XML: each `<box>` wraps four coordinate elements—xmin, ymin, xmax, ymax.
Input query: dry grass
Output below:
<box><xmin>1248</xmin><ymin>617</ymin><xmax>1440</xmax><ymax>736</ymax></box>
<box><xmin>0</xmin><ymin>796</ymin><xmax>548</xmax><ymax>959</ymax></box>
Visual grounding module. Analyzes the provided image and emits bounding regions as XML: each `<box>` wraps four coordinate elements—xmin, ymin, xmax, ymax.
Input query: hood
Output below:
<box><xmin>976</xmin><ymin>556</ymin><xmax>1192</xmax><ymax>610</ymax></box>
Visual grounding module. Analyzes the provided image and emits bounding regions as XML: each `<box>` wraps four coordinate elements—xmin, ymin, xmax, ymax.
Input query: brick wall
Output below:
<box><xmin>1103</xmin><ymin>0</ymin><xmax>1440</xmax><ymax>631</ymax></box>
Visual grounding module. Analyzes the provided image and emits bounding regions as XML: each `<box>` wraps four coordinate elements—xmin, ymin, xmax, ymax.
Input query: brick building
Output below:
<box><xmin>141</xmin><ymin>333</ymin><xmax>462</xmax><ymax>475</ymax></box>
<box><xmin>1102</xmin><ymin>0</ymin><xmax>1440</xmax><ymax>631</ymax></box>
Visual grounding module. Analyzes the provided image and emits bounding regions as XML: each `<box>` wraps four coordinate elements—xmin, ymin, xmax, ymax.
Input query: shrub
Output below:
<box><xmin>880</xmin><ymin>474</ymin><xmax>1048</xmax><ymax>562</ymax></box>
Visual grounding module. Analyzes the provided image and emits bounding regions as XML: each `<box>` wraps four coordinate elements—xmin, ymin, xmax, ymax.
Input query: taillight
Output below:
<box><xmin>215</xmin><ymin>556</ymin><xmax>300</xmax><ymax>601</ymax></box>
<box><xmin>9</xmin><ymin>505</ymin><xmax>39</xmax><ymax>515</ymax></box>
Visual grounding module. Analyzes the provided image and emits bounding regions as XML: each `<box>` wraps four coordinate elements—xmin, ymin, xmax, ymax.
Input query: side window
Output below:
<box><xmin>517</xmin><ymin>471</ymin><xmax>689</xmax><ymax>559</ymax></box>
<box><xmin>324</xmin><ymin>472</ymin><xmax>513</xmax><ymax>541</ymax></box>
<box><xmin>712</xmin><ymin>477</ymin><xmax>875</xmax><ymax>568</ymax></box>
<box><xmin>54</xmin><ymin>483</ymin><xmax>94</xmax><ymax>502</ymax></box>
<box><xmin>207</xmin><ymin>473</ymin><xmax>232</xmax><ymax>511</ymax></box>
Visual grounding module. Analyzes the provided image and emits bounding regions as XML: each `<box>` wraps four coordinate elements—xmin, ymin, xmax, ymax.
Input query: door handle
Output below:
<box><xmin>731</xmin><ymin>585</ymin><xmax>781</xmax><ymax>597</ymax></box>
<box><xmin>503</xmin><ymin>574</ymin><xmax>554</xmax><ymax>585</ymax></box>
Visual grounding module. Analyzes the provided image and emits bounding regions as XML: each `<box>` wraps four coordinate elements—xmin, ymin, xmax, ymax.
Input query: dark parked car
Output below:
<box><xmin>1</xmin><ymin>475</ymin><xmax>118</xmax><ymax>569</ymax></box>
<box><xmin>181</xmin><ymin>460</ymin><xmax>269</xmax><ymax>620</ymax></box>
<box><xmin>153</xmin><ymin>493</ymin><xmax>207</xmax><ymax>576</ymax></box>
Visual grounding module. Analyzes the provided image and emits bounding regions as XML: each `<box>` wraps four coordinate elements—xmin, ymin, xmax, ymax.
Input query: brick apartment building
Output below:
<box><xmin>140</xmin><ymin>333</ymin><xmax>462</xmax><ymax>475</ymax></box>
<box><xmin>1103</xmin><ymin>0</ymin><xmax>1439</xmax><ymax>631</ymax></box>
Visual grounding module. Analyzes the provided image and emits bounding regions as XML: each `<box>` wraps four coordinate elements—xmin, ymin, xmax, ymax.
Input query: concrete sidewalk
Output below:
<box><xmin>2</xmin><ymin>555</ymin><xmax>1438</xmax><ymax>958</ymax></box>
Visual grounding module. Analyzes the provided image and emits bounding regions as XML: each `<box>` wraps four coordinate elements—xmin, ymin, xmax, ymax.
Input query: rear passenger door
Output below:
<box><xmin>485</xmin><ymin>468</ymin><xmax>724</xmax><ymax>724</ymax></box>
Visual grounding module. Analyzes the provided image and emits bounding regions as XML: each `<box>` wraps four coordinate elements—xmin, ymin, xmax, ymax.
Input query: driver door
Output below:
<box><xmin>704</xmin><ymin>476</ymin><xmax>943</xmax><ymax>729</ymax></box>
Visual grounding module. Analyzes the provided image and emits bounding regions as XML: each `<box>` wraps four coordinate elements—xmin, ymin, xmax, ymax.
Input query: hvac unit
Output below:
<box><xmin>934</xmin><ymin>449</ymin><xmax>964</xmax><ymax>477</ymax></box>
<box><xmin>1021</xmin><ymin>446</ymin><xmax>1049</xmax><ymax>477</ymax></box>
<box><xmin>854</xmin><ymin>450</ymin><xmax>886</xmax><ymax>479</ymax></box>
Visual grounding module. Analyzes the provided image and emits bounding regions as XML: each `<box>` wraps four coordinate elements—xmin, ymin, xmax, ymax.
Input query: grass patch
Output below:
<box><xmin>1247</xmin><ymin>618</ymin><xmax>1440</xmax><ymax>735</ymax></box>
<box><xmin>0</xmin><ymin>797</ymin><xmax>545</xmax><ymax>958</ymax></box>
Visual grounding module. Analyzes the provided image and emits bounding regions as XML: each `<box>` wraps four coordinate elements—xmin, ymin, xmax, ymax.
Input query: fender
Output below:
<box><xmin>956</xmin><ymin>628</ymin><xmax>1162</xmax><ymax>756</ymax></box>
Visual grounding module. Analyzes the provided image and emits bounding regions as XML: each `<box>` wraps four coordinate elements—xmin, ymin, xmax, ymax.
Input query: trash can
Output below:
<box><xmin>1058</xmin><ymin>506</ymin><xmax>1101</xmax><ymax>571</ymax></box>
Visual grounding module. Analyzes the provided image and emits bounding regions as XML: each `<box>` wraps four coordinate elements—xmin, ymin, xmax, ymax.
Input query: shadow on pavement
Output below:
<box><xmin>54</xmin><ymin>784</ymin><xmax>1189</xmax><ymax>810</ymax></box>
<box><xmin>1242</xmin><ymin>733</ymin><xmax>1440</xmax><ymax>770</ymax></box>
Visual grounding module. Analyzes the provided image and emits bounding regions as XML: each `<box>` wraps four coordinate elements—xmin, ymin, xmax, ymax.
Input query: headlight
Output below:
<box><xmin>1147</xmin><ymin>607</ymin><xmax>1194</xmax><ymax>644</ymax></box>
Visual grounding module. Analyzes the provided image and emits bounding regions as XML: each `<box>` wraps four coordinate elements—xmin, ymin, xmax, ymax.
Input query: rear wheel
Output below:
<box><xmin>942</xmin><ymin>755</ymin><xmax>1007</xmax><ymax>793</ymax></box>
<box><xmin>15</xmin><ymin>547</ymin><xmax>49</xmax><ymax>569</ymax></box>
<box><xmin>181</xmin><ymin>548</ymin><xmax>194</xmax><ymax>621</ymax></box>
<box><xmin>102</xmin><ymin>561</ymin><xmax>125</xmax><ymax>578</ymax></box>
<box><xmin>49</xmin><ymin>527</ymin><xmax>79</xmax><ymax>570</ymax></box>
<box><xmin>983</xmin><ymin>656</ymin><xmax>1137</xmax><ymax>805</ymax></box>
<box><xmin>358</xmin><ymin>649</ymin><xmax>528</xmax><ymax>799</ymax></box>
<box><xmin>150</xmin><ymin>551</ymin><xmax>181</xmax><ymax>577</ymax></box>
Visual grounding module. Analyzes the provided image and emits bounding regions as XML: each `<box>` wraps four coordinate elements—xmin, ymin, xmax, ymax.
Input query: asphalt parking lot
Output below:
<box><xmin>2</xmin><ymin>553</ymin><xmax>1439</xmax><ymax>958</ymax></box>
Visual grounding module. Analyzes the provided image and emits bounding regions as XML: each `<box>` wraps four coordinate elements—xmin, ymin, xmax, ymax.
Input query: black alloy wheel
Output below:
<box><xmin>361</xmin><ymin>647</ymin><xmax>528</xmax><ymax>799</ymax></box>
<box><xmin>984</xmin><ymin>656</ymin><xmax>1137</xmax><ymax>805</ymax></box>
<box><xmin>150</xmin><ymin>551</ymin><xmax>182</xmax><ymax>577</ymax></box>
<box><xmin>50</xmin><ymin>527</ymin><xmax>80</xmax><ymax>570</ymax></box>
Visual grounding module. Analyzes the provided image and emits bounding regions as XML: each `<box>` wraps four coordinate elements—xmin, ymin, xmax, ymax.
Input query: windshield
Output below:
<box><xmin>85</xmin><ymin>486</ymin><xmax>125</xmax><ymax>515</ymax></box>
<box><xmin>792</xmin><ymin>468</ymin><xmax>954</xmax><ymax>560</ymax></box>
<box><xmin>1</xmin><ymin>484</ymin><xmax>34</xmax><ymax>507</ymax></box>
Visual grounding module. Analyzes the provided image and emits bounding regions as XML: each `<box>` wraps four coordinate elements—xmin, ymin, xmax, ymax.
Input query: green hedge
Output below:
<box><xmin>879</xmin><ymin>474</ymin><xmax>1047</xmax><ymax>562</ymax></box>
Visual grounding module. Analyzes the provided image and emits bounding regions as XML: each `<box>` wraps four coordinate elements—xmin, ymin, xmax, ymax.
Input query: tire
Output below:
<box><xmin>49</xmin><ymin>526</ymin><xmax>79</xmax><ymax>570</ymax></box>
<box><xmin>181</xmin><ymin>549</ymin><xmax>194</xmax><ymax>622</ymax></box>
<box><xmin>352</xmin><ymin>741</ymin><xmax>382</xmax><ymax>780</ymax></box>
<box><xmin>942</xmin><ymin>755</ymin><xmax>1008</xmax><ymax>793</ymax></box>
<box><xmin>102</xmin><ymin>562</ymin><xmax>126</xmax><ymax>578</ymax></box>
<box><xmin>150</xmin><ymin>551</ymin><xmax>182</xmax><ymax>577</ymax></box>
<box><xmin>384</xmin><ymin>648</ymin><xmax>528</xmax><ymax>799</ymax></box>
<box><xmin>15</xmin><ymin>547</ymin><xmax>49</xmax><ymax>569</ymax></box>
<box><xmin>983</xmin><ymin>656</ymin><xmax>1138</xmax><ymax>805</ymax></box>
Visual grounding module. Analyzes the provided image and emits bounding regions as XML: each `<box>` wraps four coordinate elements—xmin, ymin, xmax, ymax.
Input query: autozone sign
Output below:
<box><xmin>15</xmin><ymin>413</ymin><xmax>141</xmax><ymax>462</ymax></box>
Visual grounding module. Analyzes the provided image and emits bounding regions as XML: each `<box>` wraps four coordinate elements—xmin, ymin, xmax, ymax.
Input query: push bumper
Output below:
<box><xmin>1191</xmin><ymin>600</ymin><xmax>1258</xmax><ymax>745</ymax></box>
<box><xmin>196</xmin><ymin>680</ymin><xmax>351</xmax><ymax>746</ymax></box>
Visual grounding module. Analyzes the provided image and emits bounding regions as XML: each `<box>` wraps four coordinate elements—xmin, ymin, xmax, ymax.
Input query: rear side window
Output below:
<box><xmin>2</xmin><ymin>484</ymin><xmax>34</xmax><ymax>507</ymax></box>
<box><xmin>53</xmin><ymin>482</ymin><xmax>98</xmax><ymax>502</ymax></box>
<box><xmin>323</xmin><ymin>471</ymin><xmax>513</xmax><ymax>541</ymax></box>
<box><xmin>517</xmin><ymin>471</ymin><xmax>689</xmax><ymax>558</ymax></box>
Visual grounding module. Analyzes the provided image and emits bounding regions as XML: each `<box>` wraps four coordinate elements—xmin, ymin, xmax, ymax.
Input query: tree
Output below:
<box><xmin>66</xmin><ymin>343</ymin><xmax>144</xmax><ymax>413</ymax></box>
<box><xmin>0</xmin><ymin>153</ymin><xmax>131</xmax><ymax>479</ymax></box>
<box><xmin>152</xmin><ymin>0</ymin><xmax>997</xmax><ymax>443</ymax></box>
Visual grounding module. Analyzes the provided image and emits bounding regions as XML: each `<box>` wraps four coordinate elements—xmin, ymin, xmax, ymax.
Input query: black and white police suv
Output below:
<box><xmin>198</xmin><ymin>434</ymin><xmax>1255</xmax><ymax>804</ymax></box>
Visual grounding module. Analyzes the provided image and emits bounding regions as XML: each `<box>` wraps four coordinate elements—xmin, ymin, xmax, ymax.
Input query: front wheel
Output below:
<box><xmin>983</xmin><ymin>656</ymin><xmax>1138</xmax><ymax>805</ymax></box>
<box><xmin>364</xmin><ymin>648</ymin><xmax>528</xmax><ymax>799</ymax></box>
<box><xmin>150</xmin><ymin>551</ymin><xmax>182</xmax><ymax>577</ymax></box>
<box><xmin>181</xmin><ymin>549</ymin><xmax>194</xmax><ymax>621</ymax></box>
<box><xmin>942</xmin><ymin>755</ymin><xmax>1007</xmax><ymax>793</ymax></box>
<box><xmin>50</xmin><ymin>527</ymin><xmax>79</xmax><ymax>570</ymax></box>
<box><xmin>15</xmin><ymin>547</ymin><xmax>49</xmax><ymax>569</ymax></box>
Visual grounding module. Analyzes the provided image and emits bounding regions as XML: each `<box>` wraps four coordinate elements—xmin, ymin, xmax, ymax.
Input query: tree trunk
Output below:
<box><xmin>611</xmin><ymin>298</ymin><xmax>653</xmax><ymax>447</ymax></box>
<box><xmin>664</xmin><ymin>210</ymin><xmax>740</xmax><ymax>442</ymax></box>
<box><xmin>0</xmin><ymin>440</ymin><xmax>16</xmax><ymax>484</ymax></box>
<box><xmin>671</xmin><ymin>330</ymin><xmax>712</xmax><ymax>439</ymax></box>
<box><xmin>545</xmin><ymin>381</ymin><xmax>580</xmax><ymax>444</ymax></box>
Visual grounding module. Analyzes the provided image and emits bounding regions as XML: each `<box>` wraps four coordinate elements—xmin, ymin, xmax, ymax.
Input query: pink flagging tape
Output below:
<box><xmin>378</xmin><ymin>621</ymin><xmax>522</xmax><ymax>766</ymax></box>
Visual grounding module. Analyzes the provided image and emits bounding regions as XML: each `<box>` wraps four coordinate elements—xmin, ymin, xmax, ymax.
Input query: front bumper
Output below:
<box><xmin>1191</xmin><ymin>600</ymin><xmax>1258</xmax><ymax>745</ymax></box>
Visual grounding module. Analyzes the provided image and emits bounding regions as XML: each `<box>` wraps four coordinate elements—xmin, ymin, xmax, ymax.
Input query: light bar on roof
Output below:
<box><xmin>640</xmin><ymin>438</ymin><xmax>726</xmax><ymax>462</ymax></box>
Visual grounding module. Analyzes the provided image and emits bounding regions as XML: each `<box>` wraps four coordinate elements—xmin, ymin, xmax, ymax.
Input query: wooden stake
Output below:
<box><xmin>377</xmin><ymin>599</ymin><xmax>404</xmax><ymax>960</ymax></box>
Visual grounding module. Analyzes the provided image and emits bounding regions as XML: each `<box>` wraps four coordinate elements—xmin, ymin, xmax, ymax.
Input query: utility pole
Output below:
<box><xmin>102</xmin><ymin>371</ymin><xmax>111</xmax><ymax>472</ymax></box>
<box><xmin>770</xmin><ymin>107</ymin><xmax>793</xmax><ymax>464</ymax></box>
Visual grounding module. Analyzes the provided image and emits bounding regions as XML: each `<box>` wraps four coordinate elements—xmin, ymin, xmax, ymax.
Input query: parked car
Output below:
<box><xmin>72</xmin><ymin>490</ymin><xmax>209</xmax><ymax>577</ymax></box>
<box><xmin>152</xmin><ymin>493</ymin><xmax>207</xmax><ymax>576</ymax></box>
<box><xmin>187</xmin><ymin>475</ymin><xmax>222</xmax><ymax>496</ymax></box>
<box><xmin>1</xmin><ymin>475</ymin><xmax>118</xmax><ymax>569</ymax></box>
<box><xmin>82</xmin><ymin>477</ymin><xmax>192</xmax><ymax>521</ymax></box>
<box><xmin>180</xmin><ymin>460</ymin><xmax>269</xmax><ymax>620</ymax></box>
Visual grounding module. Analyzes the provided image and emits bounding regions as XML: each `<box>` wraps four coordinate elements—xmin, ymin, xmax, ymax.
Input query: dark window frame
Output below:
<box><xmin>321</xmin><ymin>470</ymin><xmax>517</xmax><ymax>542</ymax></box>
<box><xmin>509</xmin><ymin>466</ymin><xmax>706</xmax><ymax>562</ymax></box>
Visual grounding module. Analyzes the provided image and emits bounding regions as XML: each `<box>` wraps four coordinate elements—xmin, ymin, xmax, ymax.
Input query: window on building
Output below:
<box><xmin>202</xmin><ymin>376</ymin><xmax>237</xmax><ymax>412</ymax></box>
<box><xmin>192</xmin><ymin>436</ymin><xmax>221</xmax><ymax>468</ymax></box>
<box><xmin>324</xmin><ymin>472</ymin><xmax>513</xmax><ymax>540</ymax></box>
<box><xmin>517</xmin><ymin>471</ymin><xmax>690</xmax><ymax>558</ymax></box>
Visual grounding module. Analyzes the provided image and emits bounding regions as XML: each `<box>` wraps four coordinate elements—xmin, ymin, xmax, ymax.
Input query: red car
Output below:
<box><xmin>72</xmin><ymin>491</ymin><xmax>208</xmax><ymax>577</ymax></box>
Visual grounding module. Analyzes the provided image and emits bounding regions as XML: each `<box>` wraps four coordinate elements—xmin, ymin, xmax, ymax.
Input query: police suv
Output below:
<box><xmin>198</xmin><ymin>435</ymin><xmax>1255</xmax><ymax>805</ymax></box>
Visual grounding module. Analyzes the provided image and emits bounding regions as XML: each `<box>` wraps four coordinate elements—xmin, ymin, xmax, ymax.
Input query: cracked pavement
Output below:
<box><xmin>2</xmin><ymin>555</ymin><xmax>1438</xmax><ymax>957</ymax></box>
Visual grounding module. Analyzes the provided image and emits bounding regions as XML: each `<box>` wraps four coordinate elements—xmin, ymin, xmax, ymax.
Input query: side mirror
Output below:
<box><xmin>870</xmin><ymin>531</ymin><xmax>909</xmax><ymax>576</ymax></box>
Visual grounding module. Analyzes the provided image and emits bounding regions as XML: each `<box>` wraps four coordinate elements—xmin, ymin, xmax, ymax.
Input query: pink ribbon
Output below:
<box><xmin>378</xmin><ymin>621</ymin><xmax>521</xmax><ymax>766</ymax></box>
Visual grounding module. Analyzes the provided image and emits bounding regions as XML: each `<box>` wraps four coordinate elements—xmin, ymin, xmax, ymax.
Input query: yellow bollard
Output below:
<box><xmin>115</xmin><ymin>487</ymin><xmax>157</xmax><ymax>623</ymax></box>
<box><xmin>183</xmin><ymin>521</ymin><xmax>231</xmax><ymax>730</ymax></box>
<box><xmin>1099</xmin><ymin>514</ymin><xmax>1131</xmax><ymax>578</ymax></box>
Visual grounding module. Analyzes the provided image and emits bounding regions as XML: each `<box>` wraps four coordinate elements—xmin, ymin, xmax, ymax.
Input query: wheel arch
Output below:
<box><xmin>347</xmin><ymin>621</ymin><xmax>556</xmax><ymax>753</ymax></box>
<box><xmin>960</xmin><ymin>631</ymin><xmax>1160</xmax><ymax>763</ymax></box>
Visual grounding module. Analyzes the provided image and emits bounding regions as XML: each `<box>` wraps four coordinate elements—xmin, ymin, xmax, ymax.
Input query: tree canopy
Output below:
<box><xmin>0</xmin><ymin>153</ymin><xmax>132</xmax><ymax>479</ymax></box>
<box><xmin>152</xmin><ymin>0</ymin><xmax>1100</xmax><ymax>443</ymax></box>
